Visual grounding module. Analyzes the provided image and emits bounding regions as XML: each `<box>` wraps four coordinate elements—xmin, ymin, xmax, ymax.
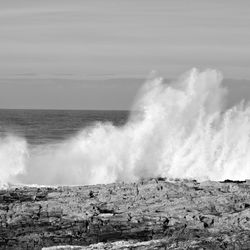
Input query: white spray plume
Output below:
<box><xmin>1</xmin><ymin>68</ymin><xmax>250</xmax><ymax>186</ymax></box>
<box><xmin>0</xmin><ymin>135</ymin><xmax>27</xmax><ymax>188</ymax></box>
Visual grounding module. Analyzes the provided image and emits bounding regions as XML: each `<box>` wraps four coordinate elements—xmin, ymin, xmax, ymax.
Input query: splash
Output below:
<box><xmin>0</xmin><ymin>135</ymin><xmax>27</xmax><ymax>188</ymax></box>
<box><xmin>2</xmin><ymin>68</ymin><xmax>250</xmax><ymax>186</ymax></box>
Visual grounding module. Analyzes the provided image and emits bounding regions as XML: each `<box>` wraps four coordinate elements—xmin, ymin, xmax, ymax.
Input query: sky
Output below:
<box><xmin>0</xmin><ymin>0</ymin><xmax>250</xmax><ymax>109</ymax></box>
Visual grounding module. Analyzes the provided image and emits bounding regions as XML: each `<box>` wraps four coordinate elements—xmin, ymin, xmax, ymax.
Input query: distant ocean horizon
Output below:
<box><xmin>0</xmin><ymin>109</ymin><xmax>129</xmax><ymax>145</ymax></box>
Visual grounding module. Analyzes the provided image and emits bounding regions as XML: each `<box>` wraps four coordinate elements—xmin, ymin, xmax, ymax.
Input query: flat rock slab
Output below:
<box><xmin>0</xmin><ymin>178</ymin><xmax>250</xmax><ymax>249</ymax></box>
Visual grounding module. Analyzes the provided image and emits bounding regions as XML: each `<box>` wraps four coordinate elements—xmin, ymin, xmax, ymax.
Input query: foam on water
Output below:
<box><xmin>1</xmin><ymin>68</ymin><xmax>250</xmax><ymax>187</ymax></box>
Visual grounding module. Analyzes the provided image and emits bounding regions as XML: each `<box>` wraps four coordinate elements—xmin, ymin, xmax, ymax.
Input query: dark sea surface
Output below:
<box><xmin>0</xmin><ymin>109</ymin><xmax>129</xmax><ymax>145</ymax></box>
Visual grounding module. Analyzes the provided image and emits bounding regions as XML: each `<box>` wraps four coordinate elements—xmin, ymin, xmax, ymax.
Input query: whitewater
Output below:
<box><xmin>1</xmin><ymin>68</ymin><xmax>250</xmax><ymax>187</ymax></box>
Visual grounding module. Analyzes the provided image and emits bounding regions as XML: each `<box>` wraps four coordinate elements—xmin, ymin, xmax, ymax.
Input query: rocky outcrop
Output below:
<box><xmin>0</xmin><ymin>178</ymin><xmax>250</xmax><ymax>249</ymax></box>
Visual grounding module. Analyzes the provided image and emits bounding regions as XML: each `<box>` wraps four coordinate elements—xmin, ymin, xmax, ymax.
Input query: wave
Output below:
<box><xmin>1</xmin><ymin>68</ymin><xmax>250</xmax><ymax>187</ymax></box>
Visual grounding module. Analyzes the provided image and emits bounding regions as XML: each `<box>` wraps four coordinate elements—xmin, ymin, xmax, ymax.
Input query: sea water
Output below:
<box><xmin>1</xmin><ymin>68</ymin><xmax>250</xmax><ymax>187</ymax></box>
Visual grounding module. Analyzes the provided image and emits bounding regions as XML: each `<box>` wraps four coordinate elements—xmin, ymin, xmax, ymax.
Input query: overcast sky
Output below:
<box><xmin>0</xmin><ymin>0</ymin><xmax>250</xmax><ymax>109</ymax></box>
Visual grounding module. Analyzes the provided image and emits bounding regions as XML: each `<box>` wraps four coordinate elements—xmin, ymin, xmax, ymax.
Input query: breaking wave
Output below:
<box><xmin>1</xmin><ymin>68</ymin><xmax>250</xmax><ymax>187</ymax></box>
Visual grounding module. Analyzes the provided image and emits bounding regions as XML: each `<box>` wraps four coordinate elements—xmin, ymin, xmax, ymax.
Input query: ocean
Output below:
<box><xmin>1</xmin><ymin>68</ymin><xmax>250</xmax><ymax>187</ymax></box>
<box><xmin>0</xmin><ymin>109</ymin><xmax>129</xmax><ymax>145</ymax></box>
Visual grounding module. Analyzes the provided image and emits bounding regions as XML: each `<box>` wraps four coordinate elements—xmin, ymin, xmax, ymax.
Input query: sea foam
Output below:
<box><xmin>1</xmin><ymin>68</ymin><xmax>250</xmax><ymax>187</ymax></box>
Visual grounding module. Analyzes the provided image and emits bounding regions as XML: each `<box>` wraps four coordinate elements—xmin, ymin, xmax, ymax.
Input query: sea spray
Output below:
<box><xmin>1</xmin><ymin>68</ymin><xmax>250</xmax><ymax>186</ymax></box>
<box><xmin>0</xmin><ymin>135</ymin><xmax>27</xmax><ymax>187</ymax></box>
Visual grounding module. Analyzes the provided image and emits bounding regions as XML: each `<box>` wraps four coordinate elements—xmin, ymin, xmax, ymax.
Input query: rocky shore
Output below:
<box><xmin>0</xmin><ymin>178</ymin><xmax>250</xmax><ymax>249</ymax></box>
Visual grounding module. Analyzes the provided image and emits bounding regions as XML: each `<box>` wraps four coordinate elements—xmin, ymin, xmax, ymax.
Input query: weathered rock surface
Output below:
<box><xmin>0</xmin><ymin>178</ymin><xmax>250</xmax><ymax>249</ymax></box>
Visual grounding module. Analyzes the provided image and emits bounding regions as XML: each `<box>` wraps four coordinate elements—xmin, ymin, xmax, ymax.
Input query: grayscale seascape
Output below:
<box><xmin>0</xmin><ymin>0</ymin><xmax>250</xmax><ymax>249</ymax></box>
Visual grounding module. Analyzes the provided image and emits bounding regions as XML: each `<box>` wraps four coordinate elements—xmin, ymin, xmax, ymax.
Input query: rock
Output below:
<box><xmin>0</xmin><ymin>179</ymin><xmax>250</xmax><ymax>249</ymax></box>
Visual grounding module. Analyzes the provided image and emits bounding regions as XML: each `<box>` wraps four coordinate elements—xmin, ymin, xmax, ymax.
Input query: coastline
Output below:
<box><xmin>0</xmin><ymin>178</ymin><xmax>250</xmax><ymax>249</ymax></box>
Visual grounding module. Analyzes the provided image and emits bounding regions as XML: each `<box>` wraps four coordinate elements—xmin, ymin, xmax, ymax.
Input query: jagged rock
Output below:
<box><xmin>0</xmin><ymin>179</ymin><xmax>250</xmax><ymax>249</ymax></box>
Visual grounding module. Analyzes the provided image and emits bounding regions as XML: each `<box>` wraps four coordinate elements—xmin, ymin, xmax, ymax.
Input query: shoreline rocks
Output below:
<box><xmin>0</xmin><ymin>178</ymin><xmax>250</xmax><ymax>249</ymax></box>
